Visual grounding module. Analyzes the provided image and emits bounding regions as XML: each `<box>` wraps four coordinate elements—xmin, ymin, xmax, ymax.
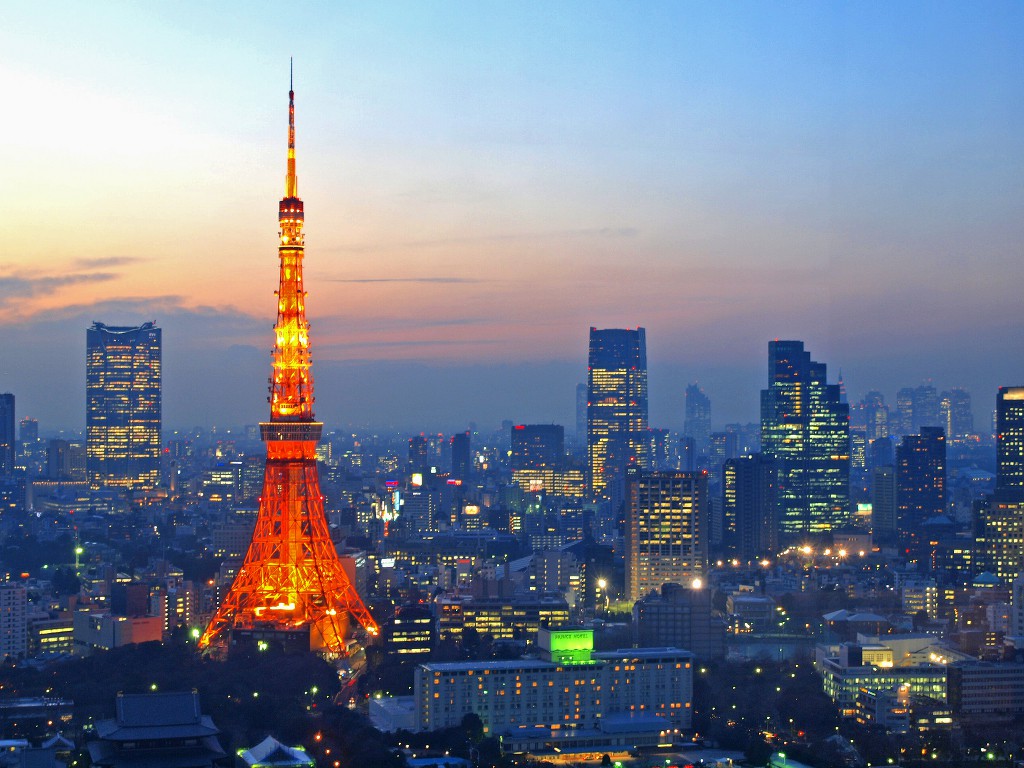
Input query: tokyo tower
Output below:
<box><xmin>200</xmin><ymin>66</ymin><xmax>379</xmax><ymax>653</ymax></box>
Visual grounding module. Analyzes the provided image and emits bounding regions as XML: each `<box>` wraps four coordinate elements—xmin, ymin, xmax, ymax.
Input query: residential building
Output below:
<box><xmin>626</xmin><ymin>469</ymin><xmax>707</xmax><ymax>602</ymax></box>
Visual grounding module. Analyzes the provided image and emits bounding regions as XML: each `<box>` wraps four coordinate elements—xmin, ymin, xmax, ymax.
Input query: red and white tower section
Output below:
<box><xmin>200</xmin><ymin>69</ymin><xmax>379</xmax><ymax>653</ymax></box>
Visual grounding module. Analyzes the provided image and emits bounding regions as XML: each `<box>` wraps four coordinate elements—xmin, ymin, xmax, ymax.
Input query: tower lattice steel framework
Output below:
<box><xmin>200</xmin><ymin>67</ymin><xmax>379</xmax><ymax>653</ymax></box>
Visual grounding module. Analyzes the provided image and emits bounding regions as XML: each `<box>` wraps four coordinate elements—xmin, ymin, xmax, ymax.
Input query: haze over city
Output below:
<box><xmin>2</xmin><ymin>2</ymin><xmax>1023</xmax><ymax>432</ymax></box>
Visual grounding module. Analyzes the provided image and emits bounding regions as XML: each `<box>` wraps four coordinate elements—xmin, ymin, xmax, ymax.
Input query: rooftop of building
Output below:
<box><xmin>94</xmin><ymin>691</ymin><xmax>220</xmax><ymax>742</ymax></box>
<box><xmin>239</xmin><ymin>735</ymin><xmax>314</xmax><ymax>768</ymax></box>
<box><xmin>420</xmin><ymin>646</ymin><xmax>693</xmax><ymax>673</ymax></box>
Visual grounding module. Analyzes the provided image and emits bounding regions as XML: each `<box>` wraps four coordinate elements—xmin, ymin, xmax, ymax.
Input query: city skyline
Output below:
<box><xmin>2</xmin><ymin>2</ymin><xmax>1023</xmax><ymax>432</ymax></box>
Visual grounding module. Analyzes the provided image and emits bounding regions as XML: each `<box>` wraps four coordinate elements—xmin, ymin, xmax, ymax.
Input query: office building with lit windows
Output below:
<box><xmin>818</xmin><ymin>640</ymin><xmax>953</xmax><ymax>718</ymax></box>
<box><xmin>974</xmin><ymin>387</ymin><xmax>1024</xmax><ymax>583</ymax></box>
<box><xmin>587</xmin><ymin>328</ymin><xmax>648</xmax><ymax>506</ymax></box>
<box><xmin>997</xmin><ymin>387</ymin><xmax>1024</xmax><ymax>498</ymax></box>
<box><xmin>86</xmin><ymin>322</ymin><xmax>162</xmax><ymax>492</ymax></box>
<box><xmin>626</xmin><ymin>469</ymin><xmax>707</xmax><ymax>602</ymax></box>
<box><xmin>760</xmin><ymin>340</ymin><xmax>850</xmax><ymax>537</ymax></box>
<box><xmin>413</xmin><ymin>628</ymin><xmax>693</xmax><ymax>735</ymax></box>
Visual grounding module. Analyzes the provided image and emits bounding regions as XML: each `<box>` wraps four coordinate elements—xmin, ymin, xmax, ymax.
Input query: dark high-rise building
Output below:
<box><xmin>587</xmin><ymin>327</ymin><xmax>649</xmax><ymax>505</ymax></box>
<box><xmin>683</xmin><ymin>384</ymin><xmax>711</xmax><ymax>455</ymax></box>
<box><xmin>912</xmin><ymin>385</ymin><xmax>941</xmax><ymax>433</ymax></box>
<box><xmin>575</xmin><ymin>382</ymin><xmax>587</xmax><ymax>448</ymax></box>
<box><xmin>896</xmin><ymin>388</ymin><xmax>915</xmax><ymax>436</ymax></box>
<box><xmin>723</xmin><ymin>453</ymin><xmax>778</xmax><ymax>560</ymax></box>
<box><xmin>408</xmin><ymin>434</ymin><xmax>430</xmax><ymax>477</ymax></box>
<box><xmin>450</xmin><ymin>431</ymin><xmax>471</xmax><ymax>481</ymax></box>
<box><xmin>896</xmin><ymin>427</ymin><xmax>946</xmax><ymax>565</ymax></box>
<box><xmin>626</xmin><ymin>469</ymin><xmax>707</xmax><ymax>601</ymax></box>
<box><xmin>860</xmin><ymin>391</ymin><xmax>889</xmax><ymax>443</ymax></box>
<box><xmin>940</xmin><ymin>388</ymin><xmax>974</xmax><ymax>443</ymax></box>
<box><xmin>869</xmin><ymin>436</ymin><xmax>896</xmax><ymax>471</ymax></box>
<box><xmin>872</xmin><ymin>465</ymin><xmax>897</xmax><ymax>547</ymax></box>
<box><xmin>647</xmin><ymin>427</ymin><xmax>672</xmax><ymax>471</ymax></box>
<box><xmin>996</xmin><ymin>387</ymin><xmax>1024</xmax><ymax>498</ymax></box>
<box><xmin>707</xmin><ymin>431</ymin><xmax>738</xmax><ymax>482</ymax></box>
<box><xmin>86</xmin><ymin>322</ymin><xmax>162</xmax><ymax>492</ymax></box>
<box><xmin>511</xmin><ymin>424</ymin><xmax>565</xmax><ymax>471</ymax></box>
<box><xmin>18</xmin><ymin>417</ymin><xmax>37</xmax><ymax>443</ymax></box>
<box><xmin>0</xmin><ymin>394</ymin><xmax>13</xmax><ymax>476</ymax></box>
<box><xmin>896</xmin><ymin>385</ymin><xmax>941</xmax><ymax>436</ymax></box>
<box><xmin>680</xmin><ymin>436</ymin><xmax>696</xmax><ymax>472</ymax></box>
<box><xmin>46</xmin><ymin>439</ymin><xmax>71</xmax><ymax>480</ymax></box>
<box><xmin>760</xmin><ymin>340</ymin><xmax>850</xmax><ymax>537</ymax></box>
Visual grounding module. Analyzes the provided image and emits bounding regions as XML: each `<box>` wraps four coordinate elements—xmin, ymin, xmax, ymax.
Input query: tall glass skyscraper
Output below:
<box><xmin>683</xmin><ymin>384</ymin><xmax>711</xmax><ymax>456</ymax></box>
<box><xmin>975</xmin><ymin>386</ymin><xmax>1024</xmax><ymax>582</ymax></box>
<box><xmin>760</xmin><ymin>340</ymin><xmax>850</xmax><ymax>537</ymax></box>
<box><xmin>86</xmin><ymin>322</ymin><xmax>162</xmax><ymax>492</ymax></box>
<box><xmin>587</xmin><ymin>327</ymin><xmax>649</xmax><ymax>505</ymax></box>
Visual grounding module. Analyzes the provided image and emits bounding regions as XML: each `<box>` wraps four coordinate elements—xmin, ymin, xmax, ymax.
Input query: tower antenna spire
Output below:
<box><xmin>286</xmin><ymin>59</ymin><xmax>297</xmax><ymax>198</ymax></box>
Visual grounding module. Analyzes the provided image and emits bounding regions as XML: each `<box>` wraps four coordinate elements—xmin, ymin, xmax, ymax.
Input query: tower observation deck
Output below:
<box><xmin>200</xmin><ymin>66</ymin><xmax>379</xmax><ymax>653</ymax></box>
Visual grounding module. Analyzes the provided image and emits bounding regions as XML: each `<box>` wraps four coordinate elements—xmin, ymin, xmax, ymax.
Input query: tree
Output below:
<box><xmin>462</xmin><ymin>711</ymin><xmax>484</xmax><ymax>744</ymax></box>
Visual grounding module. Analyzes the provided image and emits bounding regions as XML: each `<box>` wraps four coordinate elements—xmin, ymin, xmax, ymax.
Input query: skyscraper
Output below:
<box><xmin>974</xmin><ymin>386</ymin><xmax>1024</xmax><ymax>583</ymax></box>
<box><xmin>575</xmin><ymin>382</ymin><xmax>587</xmax><ymax>448</ymax></box>
<box><xmin>450</xmin><ymin>431</ymin><xmax>472</xmax><ymax>481</ymax></box>
<box><xmin>86</xmin><ymin>322</ymin><xmax>162</xmax><ymax>491</ymax></box>
<box><xmin>940</xmin><ymin>388</ymin><xmax>973</xmax><ymax>443</ymax></box>
<box><xmin>895</xmin><ymin>427</ymin><xmax>946</xmax><ymax>564</ymax></box>
<box><xmin>859</xmin><ymin>391</ymin><xmax>889</xmax><ymax>443</ymax></box>
<box><xmin>18</xmin><ymin>417</ymin><xmax>37</xmax><ymax>443</ymax></box>
<box><xmin>996</xmin><ymin>387</ymin><xmax>1024</xmax><ymax>498</ymax></box>
<box><xmin>723</xmin><ymin>454</ymin><xmax>778</xmax><ymax>560</ymax></box>
<box><xmin>911</xmin><ymin>385</ymin><xmax>940</xmax><ymax>433</ymax></box>
<box><xmin>760</xmin><ymin>340</ymin><xmax>850</xmax><ymax>537</ymax></box>
<box><xmin>872</xmin><ymin>465</ymin><xmax>897</xmax><ymax>547</ymax></box>
<box><xmin>626</xmin><ymin>469</ymin><xmax>707</xmax><ymax>602</ymax></box>
<box><xmin>0</xmin><ymin>394</ymin><xmax>13</xmax><ymax>477</ymax></box>
<box><xmin>587</xmin><ymin>327</ymin><xmax>649</xmax><ymax>506</ymax></box>
<box><xmin>683</xmin><ymin>384</ymin><xmax>711</xmax><ymax>456</ymax></box>
<box><xmin>510</xmin><ymin>424</ymin><xmax>565</xmax><ymax>471</ymax></box>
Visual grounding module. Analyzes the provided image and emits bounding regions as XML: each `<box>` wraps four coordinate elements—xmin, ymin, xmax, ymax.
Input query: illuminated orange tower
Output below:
<box><xmin>200</xmin><ymin>65</ymin><xmax>378</xmax><ymax>653</ymax></box>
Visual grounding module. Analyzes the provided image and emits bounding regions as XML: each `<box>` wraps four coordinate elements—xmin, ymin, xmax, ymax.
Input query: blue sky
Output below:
<box><xmin>1</xmin><ymin>2</ymin><xmax>1022</xmax><ymax>432</ymax></box>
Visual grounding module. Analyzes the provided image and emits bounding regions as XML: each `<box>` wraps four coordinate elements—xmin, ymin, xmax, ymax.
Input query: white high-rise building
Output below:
<box><xmin>0</xmin><ymin>583</ymin><xmax>28</xmax><ymax>661</ymax></box>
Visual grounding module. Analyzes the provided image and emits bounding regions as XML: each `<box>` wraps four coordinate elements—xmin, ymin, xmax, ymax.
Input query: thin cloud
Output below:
<box><xmin>335</xmin><ymin>226</ymin><xmax>639</xmax><ymax>253</ymax></box>
<box><xmin>0</xmin><ymin>271</ymin><xmax>116</xmax><ymax>303</ymax></box>
<box><xmin>328</xmin><ymin>277</ymin><xmax>482</xmax><ymax>284</ymax></box>
<box><xmin>322</xmin><ymin>338</ymin><xmax>501</xmax><ymax>351</ymax></box>
<box><xmin>72</xmin><ymin>255</ymin><xmax>146</xmax><ymax>270</ymax></box>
